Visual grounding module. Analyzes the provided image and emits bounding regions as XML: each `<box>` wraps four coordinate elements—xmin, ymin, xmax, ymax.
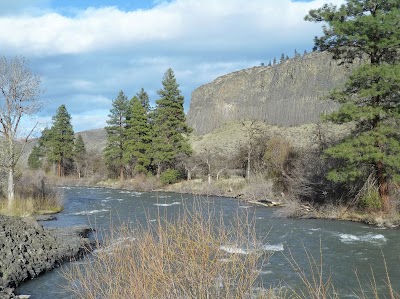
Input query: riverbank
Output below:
<box><xmin>41</xmin><ymin>175</ymin><xmax>400</xmax><ymax>228</ymax></box>
<box><xmin>0</xmin><ymin>215</ymin><xmax>93</xmax><ymax>298</ymax></box>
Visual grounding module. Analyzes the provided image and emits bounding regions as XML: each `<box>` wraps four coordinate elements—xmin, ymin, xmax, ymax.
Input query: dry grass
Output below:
<box><xmin>0</xmin><ymin>171</ymin><xmax>63</xmax><ymax>216</ymax></box>
<box><xmin>63</xmin><ymin>203</ymin><xmax>272</xmax><ymax>299</ymax></box>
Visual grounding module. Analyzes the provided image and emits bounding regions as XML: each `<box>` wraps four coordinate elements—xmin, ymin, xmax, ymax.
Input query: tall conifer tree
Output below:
<box><xmin>47</xmin><ymin>105</ymin><xmax>75</xmax><ymax>176</ymax></box>
<box><xmin>306</xmin><ymin>0</ymin><xmax>400</xmax><ymax>210</ymax></box>
<box><xmin>152</xmin><ymin>68</ymin><xmax>192</xmax><ymax>177</ymax></box>
<box><xmin>124</xmin><ymin>96</ymin><xmax>152</xmax><ymax>174</ymax></box>
<box><xmin>104</xmin><ymin>91</ymin><xmax>129</xmax><ymax>180</ymax></box>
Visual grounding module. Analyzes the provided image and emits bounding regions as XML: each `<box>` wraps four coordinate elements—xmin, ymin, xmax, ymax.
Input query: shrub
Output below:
<box><xmin>63</xmin><ymin>203</ymin><xmax>269</xmax><ymax>299</ymax></box>
<box><xmin>359</xmin><ymin>190</ymin><xmax>382</xmax><ymax>211</ymax></box>
<box><xmin>160</xmin><ymin>169</ymin><xmax>180</xmax><ymax>185</ymax></box>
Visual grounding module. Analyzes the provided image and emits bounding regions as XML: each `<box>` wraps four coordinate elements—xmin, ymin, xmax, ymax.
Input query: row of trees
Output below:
<box><xmin>104</xmin><ymin>68</ymin><xmax>192</xmax><ymax>181</ymax></box>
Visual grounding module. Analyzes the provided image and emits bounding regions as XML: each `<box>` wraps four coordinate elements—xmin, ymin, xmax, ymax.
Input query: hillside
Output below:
<box><xmin>187</xmin><ymin>51</ymin><xmax>352</xmax><ymax>135</ymax></box>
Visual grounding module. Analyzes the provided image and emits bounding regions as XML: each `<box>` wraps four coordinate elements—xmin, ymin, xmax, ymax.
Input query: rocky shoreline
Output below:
<box><xmin>0</xmin><ymin>215</ymin><xmax>93</xmax><ymax>299</ymax></box>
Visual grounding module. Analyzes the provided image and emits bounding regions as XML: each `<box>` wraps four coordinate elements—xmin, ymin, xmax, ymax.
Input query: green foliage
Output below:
<box><xmin>152</xmin><ymin>69</ymin><xmax>192</xmax><ymax>175</ymax></box>
<box><xmin>74</xmin><ymin>135</ymin><xmax>87</xmax><ymax>177</ymax></box>
<box><xmin>42</xmin><ymin>105</ymin><xmax>75</xmax><ymax>176</ymax></box>
<box><xmin>137</xmin><ymin>87</ymin><xmax>151</xmax><ymax>113</ymax></box>
<box><xmin>160</xmin><ymin>169</ymin><xmax>180</xmax><ymax>185</ymax></box>
<box><xmin>124</xmin><ymin>96</ymin><xmax>152</xmax><ymax>174</ymax></box>
<box><xmin>306</xmin><ymin>0</ymin><xmax>400</xmax><ymax>209</ymax></box>
<box><xmin>74</xmin><ymin>135</ymin><xmax>86</xmax><ymax>160</ymax></box>
<box><xmin>359</xmin><ymin>189</ymin><xmax>382</xmax><ymax>210</ymax></box>
<box><xmin>27</xmin><ymin>146</ymin><xmax>42</xmax><ymax>170</ymax></box>
<box><xmin>104</xmin><ymin>91</ymin><xmax>129</xmax><ymax>179</ymax></box>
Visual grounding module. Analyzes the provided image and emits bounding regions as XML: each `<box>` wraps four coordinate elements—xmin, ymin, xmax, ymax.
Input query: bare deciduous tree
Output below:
<box><xmin>0</xmin><ymin>56</ymin><xmax>42</xmax><ymax>208</ymax></box>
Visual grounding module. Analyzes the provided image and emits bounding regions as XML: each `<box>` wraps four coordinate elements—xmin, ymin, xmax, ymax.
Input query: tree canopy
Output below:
<box><xmin>306</xmin><ymin>0</ymin><xmax>400</xmax><ymax>210</ymax></box>
<box><xmin>46</xmin><ymin>105</ymin><xmax>75</xmax><ymax>176</ymax></box>
<box><xmin>104</xmin><ymin>91</ymin><xmax>129</xmax><ymax>180</ymax></box>
<box><xmin>152</xmin><ymin>68</ymin><xmax>192</xmax><ymax>177</ymax></box>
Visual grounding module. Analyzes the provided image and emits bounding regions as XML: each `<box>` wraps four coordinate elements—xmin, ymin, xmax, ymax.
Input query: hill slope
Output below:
<box><xmin>187</xmin><ymin>52</ymin><xmax>352</xmax><ymax>135</ymax></box>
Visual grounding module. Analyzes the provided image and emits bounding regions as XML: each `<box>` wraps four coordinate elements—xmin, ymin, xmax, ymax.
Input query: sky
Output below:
<box><xmin>0</xmin><ymin>0</ymin><xmax>345</xmax><ymax>134</ymax></box>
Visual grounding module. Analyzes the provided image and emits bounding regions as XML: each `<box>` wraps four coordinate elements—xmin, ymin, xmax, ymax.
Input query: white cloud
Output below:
<box><xmin>0</xmin><ymin>0</ymin><xmax>345</xmax><ymax>56</ymax></box>
<box><xmin>0</xmin><ymin>0</ymin><xmax>346</xmax><ymax>132</ymax></box>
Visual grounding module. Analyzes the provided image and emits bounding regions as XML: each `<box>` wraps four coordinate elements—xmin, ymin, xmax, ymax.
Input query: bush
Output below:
<box><xmin>359</xmin><ymin>190</ymin><xmax>382</xmax><ymax>211</ymax></box>
<box><xmin>64</xmin><ymin>203</ymin><xmax>269</xmax><ymax>299</ymax></box>
<box><xmin>160</xmin><ymin>169</ymin><xmax>180</xmax><ymax>185</ymax></box>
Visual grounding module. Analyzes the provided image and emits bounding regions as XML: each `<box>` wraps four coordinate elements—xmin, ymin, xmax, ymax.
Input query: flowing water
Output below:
<box><xmin>18</xmin><ymin>186</ymin><xmax>400</xmax><ymax>298</ymax></box>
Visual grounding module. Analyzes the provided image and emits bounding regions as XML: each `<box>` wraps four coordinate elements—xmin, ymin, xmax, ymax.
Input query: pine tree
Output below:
<box><xmin>152</xmin><ymin>68</ymin><xmax>192</xmax><ymax>178</ymax></box>
<box><xmin>74</xmin><ymin>135</ymin><xmax>86</xmax><ymax>178</ymax></box>
<box><xmin>28</xmin><ymin>146</ymin><xmax>43</xmax><ymax>170</ymax></box>
<box><xmin>273</xmin><ymin>58</ymin><xmax>277</xmax><ymax>66</ymax></box>
<box><xmin>137</xmin><ymin>87</ymin><xmax>150</xmax><ymax>113</ymax></box>
<box><xmin>280</xmin><ymin>53</ymin><xmax>285</xmax><ymax>63</ymax></box>
<box><xmin>124</xmin><ymin>96</ymin><xmax>152</xmax><ymax>174</ymax></box>
<box><xmin>47</xmin><ymin>105</ymin><xmax>75</xmax><ymax>176</ymax></box>
<box><xmin>104</xmin><ymin>91</ymin><xmax>129</xmax><ymax>180</ymax></box>
<box><xmin>306</xmin><ymin>0</ymin><xmax>400</xmax><ymax>211</ymax></box>
<box><xmin>268</xmin><ymin>61</ymin><xmax>272</xmax><ymax>67</ymax></box>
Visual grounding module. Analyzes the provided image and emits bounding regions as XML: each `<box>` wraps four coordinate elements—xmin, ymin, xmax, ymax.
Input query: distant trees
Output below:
<box><xmin>0</xmin><ymin>56</ymin><xmax>42</xmax><ymax>207</ymax></box>
<box><xmin>103</xmin><ymin>69</ymin><xmax>192</xmax><ymax>181</ymax></box>
<box><xmin>28</xmin><ymin>146</ymin><xmax>43</xmax><ymax>170</ymax></box>
<box><xmin>74</xmin><ymin>135</ymin><xmax>87</xmax><ymax>178</ymax></box>
<box><xmin>104</xmin><ymin>91</ymin><xmax>129</xmax><ymax>180</ymax></box>
<box><xmin>306</xmin><ymin>0</ymin><xmax>400</xmax><ymax>211</ymax></box>
<box><xmin>124</xmin><ymin>96</ymin><xmax>152</xmax><ymax>174</ymax></box>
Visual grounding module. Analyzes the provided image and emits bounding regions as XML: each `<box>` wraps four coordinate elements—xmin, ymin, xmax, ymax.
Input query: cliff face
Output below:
<box><xmin>187</xmin><ymin>52</ymin><xmax>351</xmax><ymax>135</ymax></box>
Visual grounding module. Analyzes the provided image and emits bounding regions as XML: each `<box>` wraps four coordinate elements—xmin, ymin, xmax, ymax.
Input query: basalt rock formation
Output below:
<box><xmin>187</xmin><ymin>52</ymin><xmax>353</xmax><ymax>135</ymax></box>
<box><xmin>0</xmin><ymin>216</ymin><xmax>92</xmax><ymax>298</ymax></box>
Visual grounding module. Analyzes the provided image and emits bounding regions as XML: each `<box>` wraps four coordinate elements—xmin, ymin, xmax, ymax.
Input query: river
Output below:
<box><xmin>18</xmin><ymin>186</ymin><xmax>400</xmax><ymax>298</ymax></box>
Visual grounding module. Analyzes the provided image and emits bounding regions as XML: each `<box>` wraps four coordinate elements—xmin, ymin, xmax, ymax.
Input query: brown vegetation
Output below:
<box><xmin>64</xmin><ymin>203</ymin><xmax>270</xmax><ymax>299</ymax></box>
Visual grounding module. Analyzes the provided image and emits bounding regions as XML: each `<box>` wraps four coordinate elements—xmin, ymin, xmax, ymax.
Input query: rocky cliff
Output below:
<box><xmin>187</xmin><ymin>52</ymin><xmax>352</xmax><ymax>135</ymax></box>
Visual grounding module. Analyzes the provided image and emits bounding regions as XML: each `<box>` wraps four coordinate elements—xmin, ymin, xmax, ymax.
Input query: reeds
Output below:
<box><xmin>64</xmin><ymin>203</ymin><xmax>271</xmax><ymax>299</ymax></box>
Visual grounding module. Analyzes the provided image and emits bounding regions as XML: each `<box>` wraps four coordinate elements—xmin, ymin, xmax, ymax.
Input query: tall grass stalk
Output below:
<box><xmin>64</xmin><ymin>203</ymin><xmax>271</xmax><ymax>299</ymax></box>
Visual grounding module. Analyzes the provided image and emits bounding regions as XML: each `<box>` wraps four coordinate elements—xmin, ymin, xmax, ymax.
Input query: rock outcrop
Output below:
<box><xmin>0</xmin><ymin>216</ymin><xmax>92</xmax><ymax>298</ymax></box>
<box><xmin>187</xmin><ymin>52</ymin><xmax>353</xmax><ymax>135</ymax></box>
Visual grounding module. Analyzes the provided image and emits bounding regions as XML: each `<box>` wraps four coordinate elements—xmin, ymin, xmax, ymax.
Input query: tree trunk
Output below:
<box><xmin>187</xmin><ymin>169</ymin><xmax>191</xmax><ymax>181</ymax></box>
<box><xmin>376</xmin><ymin>161</ymin><xmax>390</xmax><ymax>212</ymax></box>
<box><xmin>157</xmin><ymin>163</ymin><xmax>161</xmax><ymax>179</ymax></box>
<box><xmin>58</xmin><ymin>160</ymin><xmax>62</xmax><ymax>177</ymax></box>
<box><xmin>120</xmin><ymin>164</ymin><xmax>124</xmax><ymax>181</ymax></box>
<box><xmin>7</xmin><ymin>167</ymin><xmax>15</xmax><ymax>209</ymax></box>
<box><xmin>246</xmin><ymin>149</ymin><xmax>251</xmax><ymax>181</ymax></box>
<box><xmin>208</xmin><ymin>173</ymin><xmax>211</xmax><ymax>184</ymax></box>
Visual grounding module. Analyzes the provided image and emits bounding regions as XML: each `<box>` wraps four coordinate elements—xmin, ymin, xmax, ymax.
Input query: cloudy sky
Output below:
<box><xmin>0</xmin><ymin>0</ymin><xmax>344</xmax><ymax>134</ymax></box>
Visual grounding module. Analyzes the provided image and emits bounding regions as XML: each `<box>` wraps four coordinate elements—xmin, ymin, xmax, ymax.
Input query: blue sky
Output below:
<box><xmin>0</xmin><ymin>0</ymin><xmax>344</xmax><ymax>134</ymax></box>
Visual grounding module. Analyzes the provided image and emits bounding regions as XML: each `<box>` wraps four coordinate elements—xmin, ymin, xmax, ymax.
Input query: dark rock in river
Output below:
<box><xmin>0</xmin><ymin>216</ymin><xmax>92</xmax><ymax>298</ymax></box>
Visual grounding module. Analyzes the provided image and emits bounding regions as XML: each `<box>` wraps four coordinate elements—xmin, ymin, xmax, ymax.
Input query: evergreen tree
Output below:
<box><xmin>28</xmin><ymin>146</ymin><xmax>43</xmax><ymax>170</ymax></box>
<box><xmin>74</xmin><ymin>135</ymin><xmax>87</xmax><ymax>178</ymax></box>
<box><xmin>306</xmin><ymin>0</ymin><xmax>400</xmax><ymax>211</ymax></box>
<box><xmin>124</xmin><ymin>96</ymin><xmax>152</xmax><ymax>174</ymax></box>
<box><xmin>303</xmin><ymin>49</ymin><xmax>308</xmax><ymax>56</ymax></box>
<box><xmin>47</xmin><ymin>105</ymin><xmax>75</xmax><ymax>176</ymax></box>
<box><xmin>137</xmin><ymin>87</ymin><xmax>151</xmax><ymax>113</ymax></box>
<box><xmin>104</xmin><ymin>91</ymin><xmax>129</xmax><ymax>180</ymax></box>
<box><xmin>273</xmin><ymin>58</ymin><xmax>277</xmax><ymax>65</ymax></box>
<box><xmin>285</xmin><ymin>55</ymin><xmax>290</xmax><ymax>61</ymax></box>
<box><xmin>280</xmin><ymin>53</ymin><xmax>285</xmax><ymax>63</ymax></box>
<box><xmin>152</xmin><ymin>68</ymin><xmax>192</xmax><ymax>178</ymax></box>
<box><xmin>268</xmin><ymin>61</ymin><xmax>272</xmax><ymax>67</ymax></box>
